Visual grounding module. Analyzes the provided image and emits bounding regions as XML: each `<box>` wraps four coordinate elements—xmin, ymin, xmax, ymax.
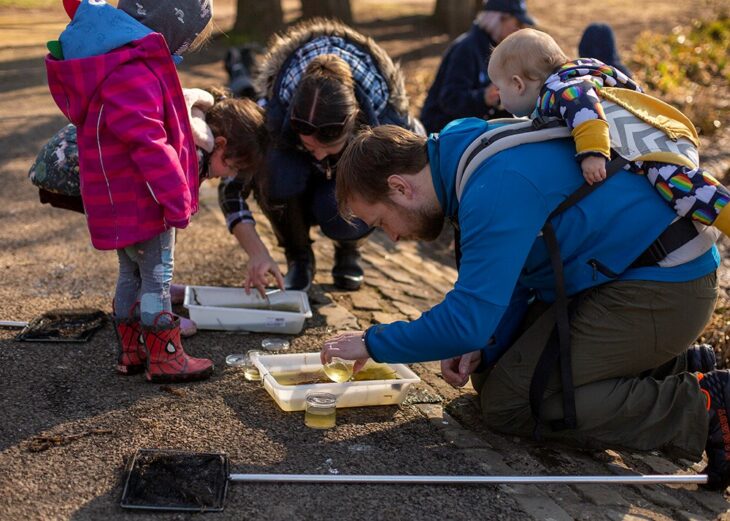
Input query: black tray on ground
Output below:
<box><xmin>120</xmin><ymin>449</ymin><xmax>229</xmax><ymax>512</ymax></box>
<box><xmin>15</xmin><ymin>308</ymin><xmax>107</xmax><ymax>342</ymax></box>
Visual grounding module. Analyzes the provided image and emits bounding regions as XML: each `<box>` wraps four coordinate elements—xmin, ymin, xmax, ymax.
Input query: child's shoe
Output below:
<box><xmin>178</xmin><ymin>315</ymin><xmax>198</xmax><ymax>337</ymax></box>
<box><xmin>113</xmin><ymin>316</ymin><xmax>146</xmax><ymax>375</ymax></box>
<box><xmin>143</xmin><ymin>313</ymin><xmax>213</xmax><ymax>383</ymax></box>
<box><xmin>698</xmin><ymin>370</ymin><xmax>730</xmax><ymax>490</ymax></box>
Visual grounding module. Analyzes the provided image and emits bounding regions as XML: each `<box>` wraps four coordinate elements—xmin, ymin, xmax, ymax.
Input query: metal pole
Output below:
<box><xmin>229</xmin><ymin>473</ymin><xmax>708</xmax><ymax>485</ymax></box>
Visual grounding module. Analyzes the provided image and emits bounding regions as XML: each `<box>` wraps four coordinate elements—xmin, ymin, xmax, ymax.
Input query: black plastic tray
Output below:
<box><xmin>120</xmin><ymin>449</ymin><xmax>229</xmax><ymax>512</ymax></box>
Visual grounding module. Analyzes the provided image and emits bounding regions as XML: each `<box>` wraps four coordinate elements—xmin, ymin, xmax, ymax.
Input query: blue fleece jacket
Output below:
<box><xmin>364</xmin><ymin>118</ymin><xmax>719</xmax><ymax>364</ymax></box>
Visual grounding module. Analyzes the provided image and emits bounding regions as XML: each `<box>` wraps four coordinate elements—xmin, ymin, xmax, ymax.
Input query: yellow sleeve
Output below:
<box><xmin>571</xmin><ymin>119</ymin><xmax>611</xmax><ymax>159</ymax></box>
<box><xmin>714</xmin><ymin>205</ymin><xmax>730</xmax><ymax>236</ymax></box>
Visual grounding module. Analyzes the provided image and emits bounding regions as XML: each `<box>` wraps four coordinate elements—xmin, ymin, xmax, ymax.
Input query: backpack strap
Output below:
<box><xmin>455</xmin><ymin>117</ymin><xmax>571</xmax><ymax>202</ymax></box>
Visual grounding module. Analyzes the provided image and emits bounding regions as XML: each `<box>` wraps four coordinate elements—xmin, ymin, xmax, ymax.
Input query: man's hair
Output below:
<box><xmin>489</xmin><ymin>28</ymin><xmax>568</xmax><ymax>82</ymax></box>
<box><xmin>336</xmin><ymin>125</ymin><xmax>428</xmax><ymax>218</ymax></box>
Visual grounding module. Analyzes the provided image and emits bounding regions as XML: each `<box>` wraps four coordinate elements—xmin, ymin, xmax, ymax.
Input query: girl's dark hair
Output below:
<box><xmin>206</xmin><ymin>86</ymin><xmax>270</xmax><ymax>201</ymax></box>
<box><xmin>290</xmin><ymin>54</ymin><xmax>360</xmax><ymax>144</ymax></box>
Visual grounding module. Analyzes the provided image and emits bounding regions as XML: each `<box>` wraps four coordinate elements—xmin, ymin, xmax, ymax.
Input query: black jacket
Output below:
<box><xmin>420</xmin><ymin>24</ymin><xmax>510</xmax><ymax>134</ymax></box>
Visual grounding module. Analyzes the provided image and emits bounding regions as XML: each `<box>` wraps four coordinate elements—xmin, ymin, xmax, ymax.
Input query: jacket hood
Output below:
<box><xmin>255</xmin><ymin>18</ymin><xmax>409</xmax><ymax>115</ymax></box>
<box><xmin>46</xmin><ymin>33</ymin><xmax>171</xmax><ymax>126</ymax></box>
<box><xmin>59</xmin><ymin>0</ymin><xmax>152</xmax><ymax>60</ymax></box>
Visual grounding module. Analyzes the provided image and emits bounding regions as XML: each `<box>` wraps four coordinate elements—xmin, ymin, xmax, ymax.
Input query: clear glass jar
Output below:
<box><xmin>323</xmin><ymin>357</ymin><xmax>353</xmax><ymax>383</ymax></box>
<box><xmin>304</xmin><ymin>392</ymin><xmax>337</xmax><ymax>429</ymax></box>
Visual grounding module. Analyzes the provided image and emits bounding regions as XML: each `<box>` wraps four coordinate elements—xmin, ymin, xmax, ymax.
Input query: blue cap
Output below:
<box><xmin>483</xmin><ymin>0</ymin><xmax>536</xmax><ymax>26</ymax></box>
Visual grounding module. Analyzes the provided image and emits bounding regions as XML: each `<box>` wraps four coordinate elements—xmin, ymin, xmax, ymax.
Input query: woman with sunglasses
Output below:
<box><xmin>238</xmin><ymin>18</ymin><xmax>421</xmax><ymax>291</ymax></box>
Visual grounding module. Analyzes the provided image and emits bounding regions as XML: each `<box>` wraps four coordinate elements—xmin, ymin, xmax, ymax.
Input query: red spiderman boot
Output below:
<box><xmin>113</xmin><ymin>302</ymin><xmax>146</xmax><ymax>375</ymax></box>
<box><xmin>114</xmin><ymin>315</ymin><xmax>146</xmax><ymax>375</ymax></box>
<box><xmin>143</xmin><ymin>312</ymin><xmax>213</xmax><ymax>383</ymax></box>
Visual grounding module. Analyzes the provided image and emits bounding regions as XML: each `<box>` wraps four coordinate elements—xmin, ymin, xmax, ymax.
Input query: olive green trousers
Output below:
<box><xmin>471</xmin><ymin>273</ymin><xmax>718</xmax><ymax>460</ymax></box>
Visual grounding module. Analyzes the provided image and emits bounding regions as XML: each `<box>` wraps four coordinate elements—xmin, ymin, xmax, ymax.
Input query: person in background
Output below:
<box><xmin>578</xmin><ymin>22</ymin><xmax>632</xmax><ymax>78</ymax></box>
<box><xmin>419</xmin><ymin>0</ymin><xmax>535</xmax><ymax>134</ymax></box>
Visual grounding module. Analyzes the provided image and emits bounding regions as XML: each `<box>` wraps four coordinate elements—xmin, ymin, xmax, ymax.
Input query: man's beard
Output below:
<box><xmin>401</xmin><ymin>202</ymin><xmax>445</xmax><ymax>242</ymax></box>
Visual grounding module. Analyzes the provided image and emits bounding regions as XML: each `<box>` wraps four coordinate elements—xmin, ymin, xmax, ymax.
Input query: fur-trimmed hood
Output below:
<box><xmin>254</xmin><ymin>18</ymin><xmax>409</xmax><ymax>116</ymax></box>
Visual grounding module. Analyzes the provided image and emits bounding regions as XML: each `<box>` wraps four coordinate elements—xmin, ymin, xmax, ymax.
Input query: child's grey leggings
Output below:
<box><xmin>114</xmin><ymin>229</ymin><xmax>175</xmax><ymax>326</ymax></box>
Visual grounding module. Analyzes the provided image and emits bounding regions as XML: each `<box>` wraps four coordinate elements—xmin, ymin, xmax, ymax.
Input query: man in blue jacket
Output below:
<box><xmin>420</xmin><ymin>0</ymin><xmax>534</xmax><ymax>133</ymax></box>
<box><xmin>321</xmin><ymin>119</ymin><xmax>730</xmax><ymax>491</ymax></box>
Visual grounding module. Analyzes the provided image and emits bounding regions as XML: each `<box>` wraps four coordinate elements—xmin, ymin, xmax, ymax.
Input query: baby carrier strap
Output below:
<box><xmin>455</xmin><ymin>117</ymin><xmax>570</xmax><ymax>202</ymax></box>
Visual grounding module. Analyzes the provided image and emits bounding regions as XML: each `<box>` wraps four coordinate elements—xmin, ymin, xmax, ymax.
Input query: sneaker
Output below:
<box><xmin>178</xmin><ymin>315</ymin><xmax>197</xmax><ymax>338</ymax></box>
<box><xmin>687</xmin><ymin>344</ymin><xmax>718</xmax><ymax>373</ymax></box>
<box><xmin>699</xmin><ymin>370</ymin><xmax>730</xmax><ymax>490</ymax></box>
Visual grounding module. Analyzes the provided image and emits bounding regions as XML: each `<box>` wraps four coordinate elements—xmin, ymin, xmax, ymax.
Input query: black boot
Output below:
<box><xmin>265</xmin><ymin>196</ymin><xmax>315</xmax><ymax>291</ymax></box>
<box><xmin>284</xmin><ymin>249</ymin><xmax>315</xmax><ymax>291</ymax></box>
<box><xmin>332</xmin><ymin>240</ymin><xmax>364</xmax><ymax>291</ymax></box>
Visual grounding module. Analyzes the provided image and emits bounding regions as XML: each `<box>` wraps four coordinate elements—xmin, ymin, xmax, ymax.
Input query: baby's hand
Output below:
<box><xmin>581</xmin><ymin>155</ymin><xmax>607</xmax><ymax>185</ymax></box>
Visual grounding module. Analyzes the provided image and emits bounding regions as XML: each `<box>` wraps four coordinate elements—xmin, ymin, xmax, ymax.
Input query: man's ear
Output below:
<box><xmin>387</xmin><ymin>175</ymin><xmax>412</xmax><ymax>202</ymax></box>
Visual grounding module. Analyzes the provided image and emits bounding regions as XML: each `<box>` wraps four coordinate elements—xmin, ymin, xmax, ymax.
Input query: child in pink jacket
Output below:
<box><xmin>46</xmin><ymin>0</ymin><xmax>214</xmax><ymax>383</ymax></box>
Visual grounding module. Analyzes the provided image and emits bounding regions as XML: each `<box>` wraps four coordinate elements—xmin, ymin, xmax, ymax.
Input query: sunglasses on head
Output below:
<box><xmin>290</xmin><ymin>114</ymin><xmax>351</xmax><ymax>140</ymax></box>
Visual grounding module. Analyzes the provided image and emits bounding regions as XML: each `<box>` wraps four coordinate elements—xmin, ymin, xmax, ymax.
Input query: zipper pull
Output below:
<box><xmin>589</xmin><ymin>260</ymin><xmax>597</xmax><ymax>281</ymax></box>
<box><xmin>326</xmin><ymin>164</ymin><xmax>332</xmax><ymax>180</ymax></box>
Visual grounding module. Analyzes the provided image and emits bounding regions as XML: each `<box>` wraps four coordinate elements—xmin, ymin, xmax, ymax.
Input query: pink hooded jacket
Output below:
<box><xmin>45</xmin><ymin>33</ymin><xmax>199</xmax><ymax>250</ymax></box>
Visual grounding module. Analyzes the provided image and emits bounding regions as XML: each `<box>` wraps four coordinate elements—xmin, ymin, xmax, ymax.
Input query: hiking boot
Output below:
<box><xmin>699</xmin><ymin>370</ymin><xmax>730</xmax><ymax>490</ymax></box>
<box><xmin>688</xmin><ymin>344</ymin><xmax>718</xmax><ymax>373</ymax></box>
<box><xmin>332</xmin><ymin>240</ymin><xmax>364</xmax><ymax>291</ymax></box>
<box><xmin>114</xmin><ymin>316</ymin><xmax>146</xmax><ymax>375</ymax></box>
<box><xmin>143</xmin><ymin>314</ymin><xmax>213</xmax><ymax>383</ymax></box>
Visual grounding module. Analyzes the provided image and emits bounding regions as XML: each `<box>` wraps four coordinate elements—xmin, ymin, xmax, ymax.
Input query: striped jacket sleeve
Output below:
<box><xmin>218</xmin><ymin>175</ymin><xmax>255</xmax><ymax>232</ymax></box>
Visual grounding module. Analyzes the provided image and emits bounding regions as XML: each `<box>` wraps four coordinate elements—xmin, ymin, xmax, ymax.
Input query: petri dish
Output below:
<box><xmin>225</xmin><ymin>353</ymin><xmax>248</xmax><ymax>367</ymax></box>
<box><xmin>261</xmin><ymin>338</ymin><xmax>290</xmax><ymax>352</ymax></box>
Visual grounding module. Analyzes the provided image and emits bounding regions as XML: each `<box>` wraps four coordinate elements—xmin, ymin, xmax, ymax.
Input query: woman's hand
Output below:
<box><xmin>245</xmin><ymin>252</ymin><xmax>285</xmax><ymax>298</ymax></box>
<box><xmin>321</xmin><ymin>331</ymin><xmax>370</xmax><ymax>373</ymax></box>
<box><xmin>441</xmin><ymin>350</ymin><xmax>482</xmax><ymax>388</ymax></box>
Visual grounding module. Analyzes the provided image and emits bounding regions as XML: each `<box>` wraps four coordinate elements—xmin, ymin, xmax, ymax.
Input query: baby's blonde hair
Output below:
<box><xmin>489</xmin><ymin>28</ymin><xmax>568</xmax><ymax>82</ymax></box>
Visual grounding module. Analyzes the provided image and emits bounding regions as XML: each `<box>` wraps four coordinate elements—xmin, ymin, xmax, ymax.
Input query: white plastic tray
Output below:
<box><xmin>183</xmin><ymin>285</ymin><xmax>312</xmax><ymax>334</ymax></box>
<box><xmin>250</xmin><ymin>352</ymin><xmax>421</xmax><ymax>412</ymax></box>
